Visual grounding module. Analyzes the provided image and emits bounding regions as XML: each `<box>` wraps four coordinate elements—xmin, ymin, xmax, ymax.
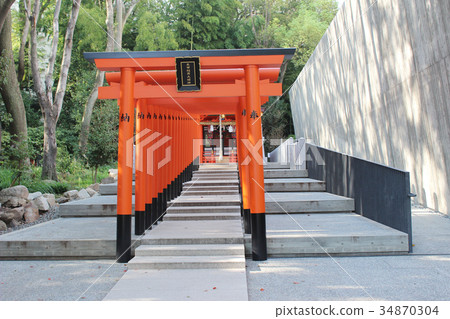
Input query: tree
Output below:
<box><xmin>86</xmin><ymin>100</ymin><xmax>118</xmax><ymax>183</ymax></box>
<box><xmin>29</xmin><ymin>0</ymin><xmax>80</xmax><ymax>180</ymax></box>
<box><xmin>79</xmin><ymin>0</ymin><xmax>141</xmax><ymax>155</ymax></box>
<box><xmin>170</xmin><ymin>0</ymin><xmax>241</xmax><ymax>50</ymax></box>
<box><xmin>0</xmin><ymin>10</ymin><xmax>28</xmax><ymax>164</ymax></box>
<box><xmin>134</xmin><ymin>10</ymin><xmax>178</xmax><ymax>51</ymax></box>
<box><xmin>0</xmin><ymin>0</ymin><xmax>15</xmax><ymax>34</ymax></box>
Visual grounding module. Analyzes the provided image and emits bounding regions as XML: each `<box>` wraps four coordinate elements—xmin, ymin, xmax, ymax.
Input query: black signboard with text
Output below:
<box><xmin>175</xmin><ymin>57</ymin><xmax>201</xmax><ymax>92</ymax></box>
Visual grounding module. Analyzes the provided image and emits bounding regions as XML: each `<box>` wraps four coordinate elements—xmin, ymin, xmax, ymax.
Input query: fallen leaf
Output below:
<box><xmin>260</xmin><ymin>288</ymin><xmax>264</xmax><ymax>291</ymax></box>
<box><xmin>293</xmin><ymin>282</ymin><xmax>299</xmax><ymax>284</ymax></box>
<box><xmin>124</xmin><ymin>270</ymin><xmax>127</xmax><ymax>272</ymax></box>
<box><xmin>81</xmin><ymin>297</ymin><xmax>86</xmax><ymax>299</ymax></box>
<box><xmin>48</xmin><ymin>278</ymin><xmax>51</xmax><ymax>280</ymax></box>
<box><xmin>30</xmin><ymin>266</ymin><xmax>33</xmax><ymax>268</ymax></box>
<box><xmin>212</xmin><ymin>287</ymin><xmax>217</xmax><ymax>290</ymax></box>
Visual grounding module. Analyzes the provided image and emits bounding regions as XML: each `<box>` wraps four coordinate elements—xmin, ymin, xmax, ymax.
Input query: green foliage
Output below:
<box><xmin>134</xmin><ymin>11</ymin><xmax>178</xmax><ymax>51</ymax></box>
<box><xmin>86</xmin><ymin>101</ymin><xmax>118</xmax><ymax>171</ymax></box>
<box><xmin>170</xmin><ymin>0</ymin><xmax>243</xmax><ymax>49</ymax></box>
<box><xmin>284</xmin><ymin>0</ymin><xmax>338</xmax><ymax>68</ymax></box>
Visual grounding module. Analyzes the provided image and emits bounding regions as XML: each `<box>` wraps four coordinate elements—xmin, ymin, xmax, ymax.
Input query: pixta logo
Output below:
<box><xmin>126</xmin><ymin>128</ymin><xmax>172</xmax><ymax>176</ymax></box>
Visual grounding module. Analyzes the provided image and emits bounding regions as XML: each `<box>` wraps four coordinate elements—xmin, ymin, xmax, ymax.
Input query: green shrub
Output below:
<box><xmin>27</xmin><ymin>179</ymin><xmax>69</xmax><ymax>194</ymax></box>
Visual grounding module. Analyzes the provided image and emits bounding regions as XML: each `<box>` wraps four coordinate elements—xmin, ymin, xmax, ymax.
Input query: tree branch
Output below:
<box><xmin>44</xmin><ymin>0</ymin><xmax>61</xmax><ymax>103</ymax></box>
<box><xmin>0</xmin><ymin>0</ymin><xmax>15</xmax><ymax>34</ymax></box>
<box><xmin>29</xmin><ymin>0</ymin><xmax>47</xmax><ymax>113</ymax></box>
<box><xmin>122</xmin><ymin>0</ymin><xmax>141</xmax><ymax>29</ymax></box>
<box><xmin>53</xmin><ymin>0</ymin><xmax>80</xmax><ymax>121</ymax></box>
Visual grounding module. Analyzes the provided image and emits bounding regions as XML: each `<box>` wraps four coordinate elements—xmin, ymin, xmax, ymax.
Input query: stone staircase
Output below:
<box><xmin>126</xmin><ymin>165</ymin><xmax>247</xmax><ymax>271</ymax></box>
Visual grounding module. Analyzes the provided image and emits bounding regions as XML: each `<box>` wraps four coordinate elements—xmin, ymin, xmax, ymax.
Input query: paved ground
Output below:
<box><xmin>0</xmin><ymin>206</ymin><xmax>449</xmax><ymax>301</ymax></box>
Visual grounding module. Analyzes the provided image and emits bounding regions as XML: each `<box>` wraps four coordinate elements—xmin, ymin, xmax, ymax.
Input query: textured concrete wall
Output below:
<box><xmin>289</xmin><ymin>0</ymin><xmax>450</xmax><ymax>214</ymax></box>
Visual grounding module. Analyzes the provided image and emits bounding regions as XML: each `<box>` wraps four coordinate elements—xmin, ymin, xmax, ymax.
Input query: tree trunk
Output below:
<box><xmin>0</xmin><ymin>11</ymin><xmax>29</xmax><ymax>161</ymax></box>
<box><xmin>0</xmin><ymin>0</ymin><xmax>15</xmax><ymax>35</ymax></box>
<box><xmin>18</xmin><ymin>0</ymin><xmax>32</xmax><ymax>84</ymax></box>
<box><xmin>115</xmin><ymin>0</ymin><xmax>123</xmax><ymax>51</ymax></box>
<box><xmin>41</xmin><ymin>110</ymin><xmax>57</xmax><ymax>180</ymax></box>
<box><xmin>79</xmin><ymin>69</ymin><xmax>104</xmax><ymax>154</ymax></box>
<box><xmin>29</xmin><ymin>0</ymin><xmax>80</xmax><ymax>180</ymax></box>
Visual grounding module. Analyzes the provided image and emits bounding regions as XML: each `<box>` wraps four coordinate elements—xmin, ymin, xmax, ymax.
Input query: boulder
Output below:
<box><xmin>43</xmin><ymin>194</ymin><xmax>56</xmax><ymax>207</ymax></box>
<box><xmin>88</xmin><ymin>183</ymin><xmax>100</xmax><ymax>192</ymax></box>
<box><xmin>101</xmin><ymin>177</ymin><xmax>115</xmax><ymax>184</ymax></box>
<box><xmin>63</xmin><ymin>190</ymin><xmax>78</xmax><ymax>200</ymax></box>
<box><xmin>85</xmin><ymin>187</ymin><xmax>97</xmax><ymax>197</ymax></box>
<box><xmin>0</xmin><ymin>185</ymin><xmax>29</xmax><ymax>205</ymax></box>
<box><xmin>0</xmin><ymin>220</ymin><xmax>7</xmax><ymax>231</ymax></box>
<box><xmin>28</xmin><ymin>191</ymin><xmax>43</xmax><ymax>201</ymax></box>
<box><xmin>0</xmin><ymin>211</ymin><xmax>15</xmax><ymax>223</ymax></box>
<box><xmin>77</xmin><ymin>189</ymin><xmax>90</xmax><ymax>200</ymax></box>
<box><xmin>33</xmin><ymin>196</ymin><xmax>50</xmax><ymax>211</ymax></box>
<box><xmin>3</xmin><ymin>197</ymin><xmax>27</xmax><ymax>208</ymax></box>
<box><xmin>23</xmin><ymin>202</ymin><xmax>40</xmax><ymax>223</ymax></box>
<box><xmin>56</xmin><ymin>196</ymin><xmax>69</xmax><ymax>204</ymax></box>
<box><xmin>5</xmin><ymin>207</ymin><xmax>25</xmax><ymax>221</ymax></box>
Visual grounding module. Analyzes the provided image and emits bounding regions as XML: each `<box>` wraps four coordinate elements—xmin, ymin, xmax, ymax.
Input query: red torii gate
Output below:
<box><xmin>84</xmin><ymin>48</ymin><xmax>295</xmax><ymax>262</ymax></box>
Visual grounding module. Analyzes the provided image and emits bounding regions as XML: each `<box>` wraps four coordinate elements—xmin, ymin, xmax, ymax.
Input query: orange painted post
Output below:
<box><xmin>155</xmin><ymin>106</ymin><xmax>163</xmax><ymax>222</ymax></box>
<box><xmin>161</xmin><ymin>109</ymin><xmax>168</xmax><ymax>219</ymax></box>
<box><xmin>135</xmin><ymin>99</ymin><xmax>146</xmax><ymax>235</ymax></box>
<box><xmin>237</xmin><ymin>97</ymin><xmax>251</xmax><ymax>234</ymax></box>
<box><xmin>149</xmin><ymin>104</ymin><xmax>159</xmax><ymax>226</ymax></box>
<box><xmin>145</xmin><ymin>101</ymin><xmax>153</xmax><ymax>230</ymax></box>
<box><xmin>245</xmin><ymin>65</ymin><xmax>267</xmax><ymax>261</ymax></box>
<box><xmin>117</xmin><ymin>67</ymin><xmax>135</xmax><ymax>263</ymax></box>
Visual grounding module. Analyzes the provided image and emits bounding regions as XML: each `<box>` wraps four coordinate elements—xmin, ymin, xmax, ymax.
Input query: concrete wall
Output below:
<box><xmin>289</xmin><ymin>0</ymin><xmax>450</xmax><ymax>214</ymax></box>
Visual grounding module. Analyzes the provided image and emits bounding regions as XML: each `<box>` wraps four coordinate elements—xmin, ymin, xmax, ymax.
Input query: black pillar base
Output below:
<box><xmin>157</xmin><ymin>192</ymin><xmax>163</xmax><ymax>221</ymax></box>
<box><xmin>151</xmin><ymin>198</ymin><xmax>157</xmax><ymax>225</ymax></box>
<box><xmin>134</xmin><ymin>210</ymin><xmax>145</xmax><ymax>235</ymax></box>
<box><xmin>116</xmin><ymin>214</ymin><xmax>131</xmax><ymax>263</ymax></box>
<box><xmin>162</xmin><ymin>188</ymin><xmax>168</xmax><ymax>220</ymax></box>
<box><xmin>251</xmin><ymin>213</ymin><xmax>267</xmax><ymax>261</ymax></box>
<box><xmin>244</xmin><ymin>208</ymin><xmax>252</xmax><ymax>234</ymax></box>
<box><xmin>145</xmin><ymin>203</ymin><xmax>152</xmax><ymax>230</ymax></box>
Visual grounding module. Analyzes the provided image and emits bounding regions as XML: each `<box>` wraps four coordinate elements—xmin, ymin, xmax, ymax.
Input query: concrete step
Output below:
<box><xmin>164</xmin><ymin>212</ymin><xmax>241</xmax><ymax>221</ymax></box>
<box><xmin>199</xmin><ymin>164</ymin><xmax>237</xmax><ymax>171</ymax></box>
<box><xmin>264</xmin><ymin>169</ymin><xmax>308</xmax><ymax>179</ymax></box>
<box><xmin>169</xmin><ymin>195</ymin><xmax>240</xmax><ymax>207</ymax></box>
<box><xmin>193</xmin><ymin>170</ymin><xmax>237</xmax><ymax>175</ymax></box>
<box><xmin>99</xmin><ymin>183</ymin><xmax>134</xmax><ymax>196</ymax></box>
<box><xmin>265</xmin><ymin>178</ymin><xmax>326</xmax><ymax>192</ymax></box>
<box><xmin>183</xmin><ymin>185</ymin><xmax>239</xmax><ymax>192</ymax></box>
<box><xmin>127</xmin><ymin>255</ymin><xmax>245</xmax><ymax>270</ymax></box>
<box><xmin>264</xmin><ymin>163</ymin><xmax>290</xmax><ymax>169</ymax></box>
<box><xmin>141</xmin><ymin>220</ymin><xmax>244</xmax><ymax>245</ymax></box>
<box><xmin>0</xmin><ymin>217</ymin><xmax>140</xmax><ymax>259</ymax></box>
<box><xmin>184</xmin><ymin>180</ymin><xmax>239</xmax><ymax>187</ymax></box>
<box><xmin>265</xmin><ymin>192</ymin><xmax>355</xmax><ymax>213</ymax></box>
<box><xmin>59</xmin><ymin>195</ymin><xmax>134</xmax><ymax>217</ymax></box>
<box><xmin>245</xmin><ymin>213</ymin><xmax>409</xmax><ymax>257</ymax></box>
<box><xmin>167</xmin><ymin>206</ymin><xmax>241</xmax><ymax>214</ymax></box>
<box><xmin>191</xmin><ymin>175</ymin><xmax>237</xmax><ymax>180</ymax></box>
<box><xmin>135</xmin><ymin>244</ymin><xmax>244</xmax><ymax>256</ymax></box>
<box><xmin>181</xmin><ymin>190</ymin><xmax>238</xmax><ymax>196</ymax></box>
<box><xmin>100</xmin><ymin>181</ymin><xmax>238</xmax><ymax>195</ymax></box>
